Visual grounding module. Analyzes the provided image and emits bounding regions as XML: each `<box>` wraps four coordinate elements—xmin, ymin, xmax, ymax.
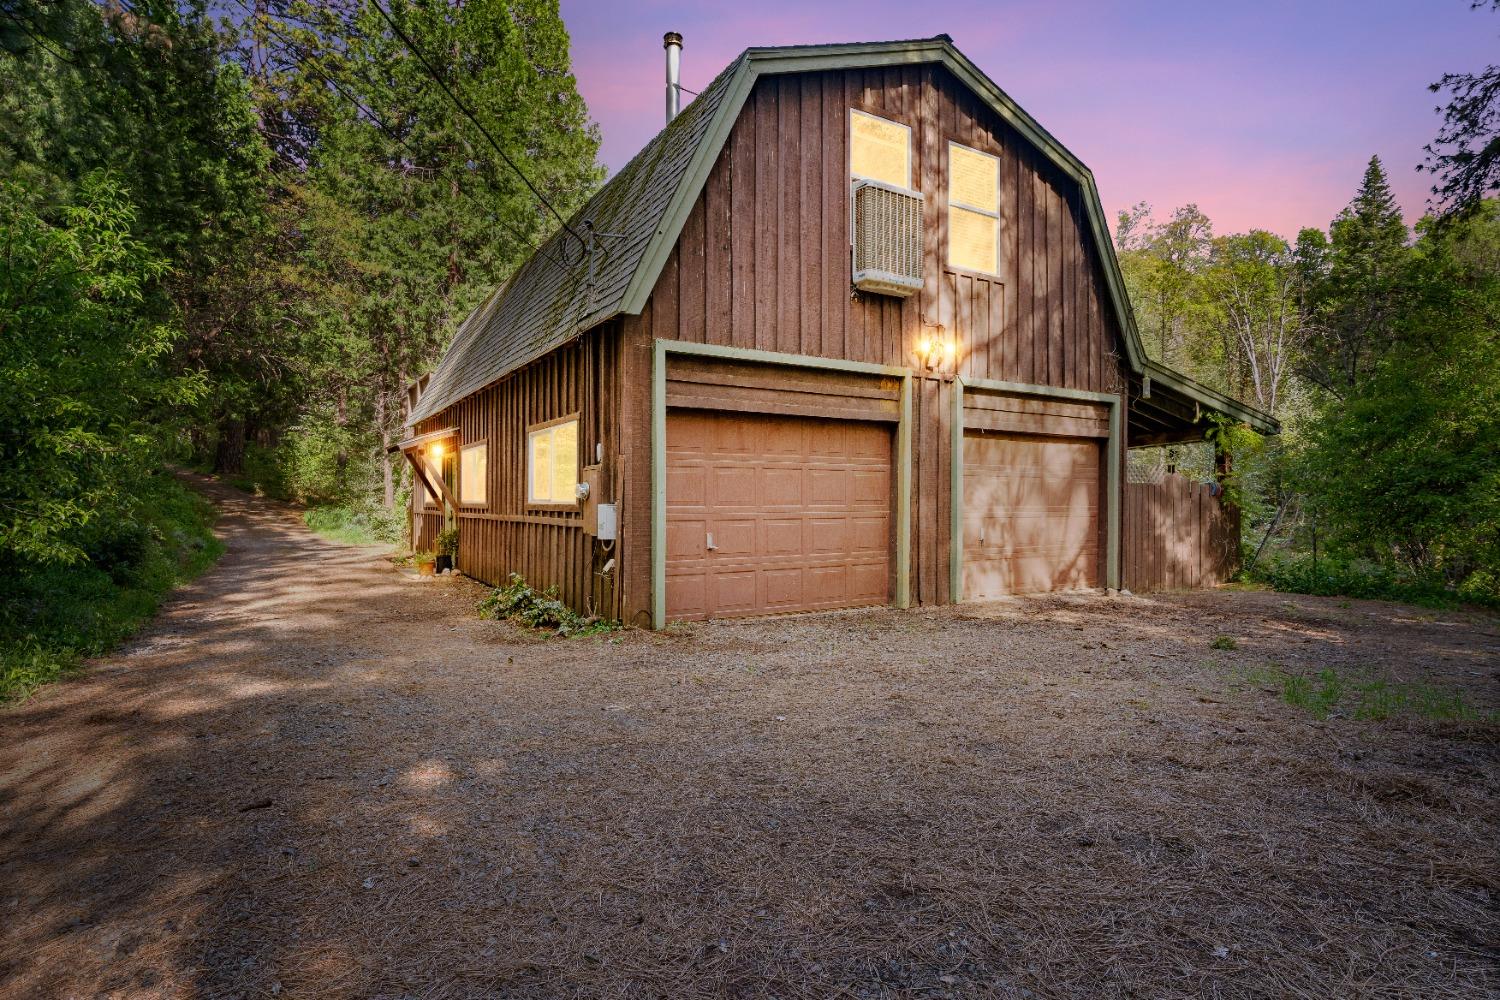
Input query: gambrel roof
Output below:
<box><xmin>410</xmin><ymin>36</ymin><xmax>1277</xmax><ymax>435</ymax></box>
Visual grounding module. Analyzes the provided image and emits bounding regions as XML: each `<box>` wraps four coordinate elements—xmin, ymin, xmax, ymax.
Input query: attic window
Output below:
<box><xmin>850</xmin><ymin>110</ymin><xmax>911</xmax><ymax>189</ymax></box>
<box><xmin>948</xmin><ymin>142</ymin><xmax>999</xmax><ymax>274</ymax></box>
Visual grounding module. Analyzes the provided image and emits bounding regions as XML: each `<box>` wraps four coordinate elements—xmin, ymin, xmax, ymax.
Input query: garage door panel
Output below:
<box><xmin>807</xmin><ymin>517</ymin><xmax>848</xmax><ymax>553</ymax></box>
<box><xmin>669</xmin><ymin>466</ymin><xmax>707</xmax><ymax>506</ymax></box>
<box><xmin>807</xmin><ymin>468</ymin><xmax>849</xmax><ymax>505</ymax></box>
<box><xmin>806</xmin><ymin>565</ymin><xmax>848</xmax><ymax>601</ymax></box>
<box><xmin>763</xmin><ymin>569</ymin><xmax>805</xmax><ymax>608</ymax></box>
<box><xmin>667</xmin><ymin>411</ymin><xmax>893</xmax><ymax>622</ymax></box>
<box><xmin>852</xmin><ymin>469</ymin><xmax>890</xmax><ymax>504</ymax></box>
<box><xmin>711</xmin><ymin>519</ymin><xmax>757</xmax><ymax>556</ymax></box>
<box><xmin>711</xmin><ymin>571</ymin><xmax>758</xmax><ymax>614</ymax></box>
<box><xmin>667</xmin><ymin>573</ymin><xmax>708</xmax><ymax>618</ymax></box>
<box><xmin>762</xmin><ymin>518</ymin><xmax>802</xmax><ymax>555</ymax></box>
<box><xmin>848</xmin><ymin>561</ymin><xmax>888</xmax><ymax>601</ymax></box>
<box><xmin>962</xmin><ymin>432</ymin><xmax>1101</xmax><ymax>599</ymax></box>
<box><xmin>710</xmin><ymin>466</ymin><xmax>757</xmax><ymax>506</ymax></box>
<box><xmin>760</xmin><ymin>467</ymin><xmax>803</xmax><ymax>506</ymax></box>
<box><xmin>852</xmin><ymin>516</ymin><xmax>889</xmax><ymax>552</ymax></box>
<box><xmin>668</xmin><ymin>519</ymin><xmax>708</xmax><ymax>560</ymax></box>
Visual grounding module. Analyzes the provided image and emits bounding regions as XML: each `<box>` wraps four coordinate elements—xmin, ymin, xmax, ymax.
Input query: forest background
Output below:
<box><xmin>1</xmin><ymin>0</ymin><xmax>1495</xmax><ymax>697</ymax></box>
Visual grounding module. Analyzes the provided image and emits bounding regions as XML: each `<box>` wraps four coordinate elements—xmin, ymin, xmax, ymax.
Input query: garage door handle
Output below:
<box><xmin>706</xmin><ymin>531</ymin><xmax>718</xmax><ymax>551</ymax></box>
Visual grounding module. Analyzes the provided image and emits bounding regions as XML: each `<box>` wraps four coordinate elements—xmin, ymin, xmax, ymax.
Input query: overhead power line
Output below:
<box><xmin>231</xmin><ymin>0</ymin><xmax>567</xmax><ymax>273</ymax></box>
<box><xmin>365</xmin><ymin>0</ymin><xmax>588</xmax><ymax>256</ymax></box>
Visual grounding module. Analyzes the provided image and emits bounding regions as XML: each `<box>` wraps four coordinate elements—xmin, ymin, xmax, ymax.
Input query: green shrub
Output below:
<box><xmin>1210</xmin><ymin>635</ymin><xmax>1238</xmax><ymax>651</ymax></box>
<box><xmin>303</xmin><ymin>502</ymin><xmax>402</xmax><ymax>546</ymax></box>
<box><xmin>435</xmin><ymin>528</ymin><xmax>459</xmax><ymax>557</ymax></box>
<box><xmin>1248</xmin><ymin>554</ymin><xmax>1496</xmax><ymax>609</ymax></box>
<box><xmin>478</xmin><ymin>574</ymin><xmax>617</xmax><ymax>637</ymax></box>
<box><xmin>0</xmin><ymin>474</ymin><xmax>223</xmax><ymax>702</ymax></box>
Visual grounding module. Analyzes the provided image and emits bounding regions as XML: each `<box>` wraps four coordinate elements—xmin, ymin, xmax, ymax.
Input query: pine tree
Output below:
<box><xmin>1300</xmin><ymin>155</ymin><xmax>1411</xmax><ymax>394</ymax></box>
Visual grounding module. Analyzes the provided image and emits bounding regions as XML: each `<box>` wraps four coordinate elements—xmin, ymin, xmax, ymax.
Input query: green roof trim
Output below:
<box><xmin>411</xmin><ymin>35</ymin><xmax>1278</xmax><ymax>436</ymax></box>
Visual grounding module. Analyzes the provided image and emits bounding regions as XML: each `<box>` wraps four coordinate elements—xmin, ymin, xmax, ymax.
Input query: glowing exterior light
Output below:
<box><xmin>429</xmin><ymin>442</ymin><xmax>445</xmax><ymax>460</ymax></box>
<box><xmin>915</xmin><ymin>329</ymin><xmax>958</xmax><ymax>371</ymax></box>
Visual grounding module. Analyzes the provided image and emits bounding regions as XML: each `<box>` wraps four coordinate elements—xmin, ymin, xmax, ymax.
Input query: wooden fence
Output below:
<box><xmin>1123</xmin><ymin>473</ymin><xmax>1240</xmax><ymax>592</ymax></box>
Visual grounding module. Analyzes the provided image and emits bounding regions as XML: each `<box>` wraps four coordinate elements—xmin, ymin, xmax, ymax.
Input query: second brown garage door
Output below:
<box><xmin>962</xmin><ymin>433</ymin><xmax>1101</xmax><ymax>599</ymax></box>
<box><xmin>666</xmin><ymin>410</ymin><xmax>892</xmax><ymax>622</ymax></box>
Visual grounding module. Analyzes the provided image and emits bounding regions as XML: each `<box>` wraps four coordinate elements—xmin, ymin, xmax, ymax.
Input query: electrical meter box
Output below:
<box><xmin>595</xmin><ymin>503</ymin><xmax>617</xmax><ymax>542</ymax></box>
<box><xmin>580</xmin><ymin>465</ymin><xmax>602</xmax><ymax>535</ymax></box>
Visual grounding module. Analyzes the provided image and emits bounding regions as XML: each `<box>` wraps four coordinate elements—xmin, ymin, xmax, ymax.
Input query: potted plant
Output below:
<box><xmin>435</xmin><ymin>528</ymin><xmax>459</xmax><ymax>574</ymax></box>
<box><xmin>414</xmin><ymin>551</ymin><xmax>437</xmax><ymax>577</ymax></box>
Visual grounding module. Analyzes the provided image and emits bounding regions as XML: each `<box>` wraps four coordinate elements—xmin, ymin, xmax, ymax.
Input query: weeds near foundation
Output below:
<box><xmin>478</xmin><ymin>574</ymin><xmax>619</xmax><ymax>638</ymax></box>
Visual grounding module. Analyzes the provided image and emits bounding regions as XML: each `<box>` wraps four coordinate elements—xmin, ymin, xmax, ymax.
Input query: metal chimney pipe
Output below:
<box><xmin>663</xmin><ymin>31</ymin><xmax>682</xmax><ymax>124</ymax></box>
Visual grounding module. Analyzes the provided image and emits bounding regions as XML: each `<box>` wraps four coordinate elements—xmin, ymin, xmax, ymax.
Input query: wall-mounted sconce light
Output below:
<box><xmin>916</xmin><ymin>326</ymin><xmax>958</xmax><ymax>371</ymax></box>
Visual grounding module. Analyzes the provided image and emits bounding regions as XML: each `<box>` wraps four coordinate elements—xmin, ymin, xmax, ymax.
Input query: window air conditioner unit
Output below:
<box><xmin>851</xmin><ymin>179</ymin><xmax>923</xmax><ymax>298</ymax></box>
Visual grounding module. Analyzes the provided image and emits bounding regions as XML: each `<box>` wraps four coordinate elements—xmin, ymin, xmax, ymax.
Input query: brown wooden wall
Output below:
<box><xmin>618</xmin><ymin>66</ymin><xmax>1131</xmax><ymax>621</ymax></box>
<box><xmin>1123</xmin><ymin>475</ymin><xmax>1240</xmax><ymax>592</ymax></box>
<box><xmin>414</xmin><ymin>325</ymin><xmax>623</xmax><ymax>619</ymax></box>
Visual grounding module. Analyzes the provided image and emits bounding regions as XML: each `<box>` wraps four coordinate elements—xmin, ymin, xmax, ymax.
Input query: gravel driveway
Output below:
<box><xmin>2</xmin><ymin>478</ymin><xmax>1497</xmax><ymax>999</ymax></box>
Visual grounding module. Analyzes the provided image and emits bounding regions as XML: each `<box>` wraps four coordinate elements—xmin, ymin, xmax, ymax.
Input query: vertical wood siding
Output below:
<box><xmin>619</xmin><ymin>66</ymin><xmax>1130</xmax><ymax>621</ymax></box>
<box><xmin>413</xmin><ymin>326</ymin><xmax>622</xmax><ymax>619</ymax></box>
<box><xmin>1123</xmin><ymin>475</ymin><xmax>1240</xmax><ymax>591</ymax></box>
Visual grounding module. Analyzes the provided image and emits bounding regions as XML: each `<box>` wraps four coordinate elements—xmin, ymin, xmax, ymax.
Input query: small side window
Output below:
<box><xmin>527</xmin><ymin>417</ymin><xmax>579</xmax><ymax>505</ymax></box>
<box><xmin>460</xmin><ymin>441</ymin><xmax>487</xmax><ymax>506</ymax></box>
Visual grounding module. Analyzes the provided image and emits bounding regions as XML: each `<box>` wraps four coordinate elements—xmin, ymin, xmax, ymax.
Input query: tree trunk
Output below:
<box><xmin>214</xmin><ymin>417</ymin><xmax>246</xmax><ymax>475</ymax></box>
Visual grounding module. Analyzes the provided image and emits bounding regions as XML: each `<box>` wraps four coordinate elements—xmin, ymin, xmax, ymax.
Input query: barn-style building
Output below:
<box><xmin>399</xmin><ymin>36</ymin><xmax>1276</xmax><ymax>628</ymax></box>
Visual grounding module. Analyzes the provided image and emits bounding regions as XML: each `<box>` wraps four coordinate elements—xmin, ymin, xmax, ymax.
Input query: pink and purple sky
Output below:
<box><xmin>558</xmin><ymin>0</ymin><xmax>1495</xmax><ymax>239</ymax></box>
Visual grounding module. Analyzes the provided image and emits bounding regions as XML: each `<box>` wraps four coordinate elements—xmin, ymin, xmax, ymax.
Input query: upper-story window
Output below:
<box><xmin>948</xmin><ymin>142</ymin><xmax>1000</xmax><ymax>274</ymax></box>
<box><xmin>850</xmin><ymin>110</ymin><xmax>912</xmax><ymax>189</ymax></box>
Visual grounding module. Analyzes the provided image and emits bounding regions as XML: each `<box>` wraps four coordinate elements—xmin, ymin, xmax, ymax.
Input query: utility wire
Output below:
<box><xmin>232</xmin><ymin>0</ymin><xmax>568</xmax><ymax>273</ymax></box>
<box><xmin>365</xmin><ymin>0</ymin><xmax>587</xmax><ymax>255</ymax></box>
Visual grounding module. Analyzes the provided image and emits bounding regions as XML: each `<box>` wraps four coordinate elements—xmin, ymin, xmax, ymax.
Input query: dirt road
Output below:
<box><xmin>2</xmin><ymin>479</ymin><xmax>1497</xmax><ymax>999</ymax></box>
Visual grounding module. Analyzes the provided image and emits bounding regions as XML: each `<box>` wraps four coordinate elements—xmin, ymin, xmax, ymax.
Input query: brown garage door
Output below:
<box><xmin>962</xmin><ymin>433</ymin><xmax>1101</xmax><ymax>599</ymax></box>
<box><xmin>666</xmin><ymin>410</ymin><xmax>892</xmax><ymax>622</ymax></box>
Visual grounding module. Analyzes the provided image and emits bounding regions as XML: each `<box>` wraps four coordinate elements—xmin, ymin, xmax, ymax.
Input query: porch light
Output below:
<box><xmin>916</xmin><ymin>329</ymin><xmax>958</xmax><ymax>371</ymax></box>
<box><xmin>429</xmin><ymin>442</ymin><xmax>445</xmax><ymax>460</ymax></box>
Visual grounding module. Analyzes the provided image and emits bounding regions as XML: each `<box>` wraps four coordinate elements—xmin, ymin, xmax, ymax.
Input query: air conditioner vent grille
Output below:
<box><xmin>851</xmin><ymin>180</ymin><xmax>924</xmax><ymax>298</ymax></box>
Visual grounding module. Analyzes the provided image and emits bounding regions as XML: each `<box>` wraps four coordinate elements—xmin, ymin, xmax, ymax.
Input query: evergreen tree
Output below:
<box><xmin>1299</xmin><ymin>156</ymin><xmax>1411</xmax><ymax>395</ymax></box>
<box><xmin>1421</xmin><ymin>0</ymin><xmax>1499</xmax><ymax>219</ymax></box>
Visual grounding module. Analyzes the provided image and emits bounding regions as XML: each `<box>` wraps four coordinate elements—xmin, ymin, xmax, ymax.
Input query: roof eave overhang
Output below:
<box><xmin>1143</xmin><ymin>361</ymin><xmax>1280</xmax><ymax>435</ymax></box>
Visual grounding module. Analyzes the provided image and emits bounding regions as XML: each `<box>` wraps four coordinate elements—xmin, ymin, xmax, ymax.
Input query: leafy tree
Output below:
<box><xmin>1297</xmin><ymin>202</ymin><xmax>1500</xmax><ymax>589</ymax></box>
<box><xmin>0</xmin><ymin>173</ymin><xmax>201</xmax><ymax>566</ymax></box>
<box><xmin>237</xmin><ymin>0</ymin><xmax>601</xmax><ymax>504</ymax></box>
<box><xmin>1204</xmin><ymin>231</ymin><xmax>1300</xmax><ymax>413</ymax></box>
<box><xmin>1</xmin><ymin>0</ymin><xmax>277</xmax><ymax>474</ymax></box>
<box><xmin>1115</xmin><ymin>202</ymin><xmax>1215</xmax><ymax>373</ymax></box>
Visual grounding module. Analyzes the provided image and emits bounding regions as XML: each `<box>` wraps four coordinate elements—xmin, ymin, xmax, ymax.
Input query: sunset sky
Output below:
<box><xmin>558</xmin><ymin>0</ymin><xmax>1495</xmax><ymax>239</ymax></box>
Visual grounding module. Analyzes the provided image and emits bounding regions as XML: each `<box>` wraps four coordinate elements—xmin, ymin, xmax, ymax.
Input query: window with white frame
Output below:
<box><xmin>850</xmin><ymin>109</ymin><xmax>912</xmax><ymax>189</ymax></box>
<box><xmin>460</xmin><ymin>440</ymin><xmax>487</xmax><ymax>505</ymax></box>
<box><xmin>948</xmin><ymin>142</ymin><xmax>1000</xmax><ymax>274</ymax></box>
<box><xmin>527</xmin><ymin>417</ymin><xmax>579</xmax><ymax>505</ymax></box>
